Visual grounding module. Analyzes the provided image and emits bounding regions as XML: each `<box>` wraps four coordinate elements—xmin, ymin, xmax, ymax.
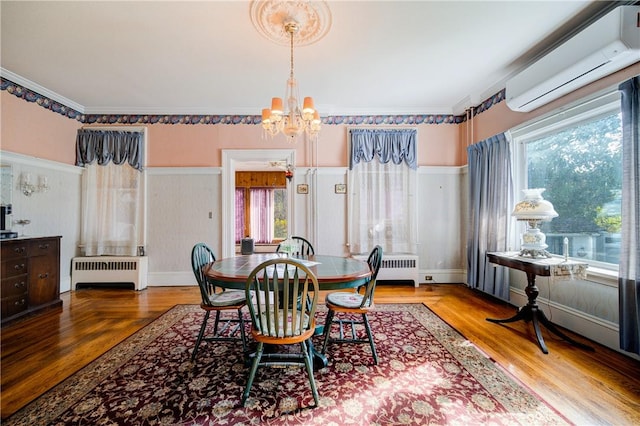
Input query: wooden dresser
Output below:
<box><xmin>1</xmin><ymin>236</ymin><xmax>62</xmax><ymax>325</ymax></box>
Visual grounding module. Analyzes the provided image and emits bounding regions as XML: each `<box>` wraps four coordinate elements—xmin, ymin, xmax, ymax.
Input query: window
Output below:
<box><xmin>235</xmin><ymin>172</ymin><xmax>287</xmax><ymax>244</ymax></box>
<box><xmin>77</xmin><ymin>129</ymin><xmax>146</xmax><ymax>257</ymax></box>
<box><xmin>512</xmin><ymin>92</ymin><xmax>622</xmax><ymax>267</ymax></box>
<box><xmin>347</xmin><ymin>129</ymin><xmax>418</xmax><ymax>255</ymax></box>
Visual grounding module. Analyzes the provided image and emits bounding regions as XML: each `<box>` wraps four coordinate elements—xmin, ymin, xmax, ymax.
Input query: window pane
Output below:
<box><xmin>525</xmin><ymin>111</ymin><xmax>622</xmax><ymax>265</ymax></box>
<box><xmin>273</xmin><ymin>188</ymin><xmax>287</xmax><ymax>240</ymax></box>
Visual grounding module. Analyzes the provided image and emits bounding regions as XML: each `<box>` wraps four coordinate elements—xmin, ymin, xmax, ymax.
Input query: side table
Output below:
<box><xmin>486</xmin><ymin>252</ymin><xmax>594</xmax><ymax>354</ymax></box>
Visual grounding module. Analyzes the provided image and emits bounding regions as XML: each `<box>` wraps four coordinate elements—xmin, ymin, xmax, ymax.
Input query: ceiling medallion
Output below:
<box><xmin>250</xmin><ymin>0</ymin><xmax>332</xmax><ymax>46</ymax></box>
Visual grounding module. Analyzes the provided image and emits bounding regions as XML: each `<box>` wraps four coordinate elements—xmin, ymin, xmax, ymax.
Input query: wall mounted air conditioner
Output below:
<box><xmin>506</xmin><ymin>5</ymin><xmax>640</xmax><ymax>112</ymax></box>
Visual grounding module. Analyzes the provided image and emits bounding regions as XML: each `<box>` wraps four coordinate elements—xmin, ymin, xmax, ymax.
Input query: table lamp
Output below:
<box><xmin>512</xmin><ymin>188</ymin><xmax>558</xmax><ymax>258</ymax></box>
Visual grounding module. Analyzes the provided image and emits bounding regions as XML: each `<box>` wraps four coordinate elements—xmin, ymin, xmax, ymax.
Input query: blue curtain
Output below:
<box><xmin>618</xmin><ymin>76</ymin><xmax>640</xmax><ymax>355</ymax></box>
<box><xmin>349</xmin><ymin>128</ymin><xmax>417</xmax><ymax>170</ymax></box>
<box><xmin>76</xmin><ymin>129</ymin><xmax>144</xmax><ymax>171</ymax></box>
<box><xmin>467</xmin><ymin>133</ymin><xmax>513</xmax><ymax>300</ymax></box>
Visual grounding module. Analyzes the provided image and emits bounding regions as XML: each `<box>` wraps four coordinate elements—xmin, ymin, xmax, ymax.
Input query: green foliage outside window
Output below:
<box><xmin>273</xmin><ymin>189</ymin><xmax>287</xmax><ymax>240</ymax></box>
<box><xmin>527</xmin><ymin>112</ymin><xmax>622</xmax><ymax>234</ymax></box>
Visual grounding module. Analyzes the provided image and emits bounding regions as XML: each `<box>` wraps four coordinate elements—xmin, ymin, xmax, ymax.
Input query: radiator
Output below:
<box><xmin>353</xmin><ymin>254</ymin><xmax>419</xmax><ymax>287</ymax></box>
<box><xmin>71</xmin><ymin>256</ymin><xmax>148</xmax><ymax>291</ymax></box>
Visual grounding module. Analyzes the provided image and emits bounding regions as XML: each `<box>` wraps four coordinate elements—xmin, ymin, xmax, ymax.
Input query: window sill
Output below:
<box><xmin>585</xmin><ymin>265</ymin><xmax>619</xmax><ymax>288</ymax></box>
<box><xmin>546</xmin><ymin>255</ymin><xmax>619</xmax><ymax>287</ymax></box>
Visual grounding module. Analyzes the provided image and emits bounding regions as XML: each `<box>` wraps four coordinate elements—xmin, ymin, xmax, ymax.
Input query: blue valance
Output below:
<box><xmin>349</xmin><ymin>128</ymin><xmax>417</xmax><ymax>170</ymax></box>
<box><xmin>76</xmin><ymin>129</ymin><xmax>144</xmax><ymax>171</ymax></box>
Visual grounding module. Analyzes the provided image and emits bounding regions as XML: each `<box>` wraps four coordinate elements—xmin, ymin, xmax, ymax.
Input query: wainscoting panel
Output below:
<box><xmin>146</xmin><ymin>167</ymin><xmax>221</xmax><ymax>286</ymax></box>
<box><xmin>417</xmin><ymin>166</ymin><xmax>467</xmax><ymax>283</ymax></box>
<box><xmin>1</xmin><ymin>151</ymin><xmax>82</xmax><ymax>293</ymax></box>
<box><xmin>506</xmin><ymin>268</ymin><xmax>637</xmax><ymax>358</ymax></box>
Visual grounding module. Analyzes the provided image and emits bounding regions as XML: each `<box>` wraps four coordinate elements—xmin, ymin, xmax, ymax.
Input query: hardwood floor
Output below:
<box><xmin>1</xmin><ymin>283</ymin><xmax>639</xmax><ymax>424</ymax></box>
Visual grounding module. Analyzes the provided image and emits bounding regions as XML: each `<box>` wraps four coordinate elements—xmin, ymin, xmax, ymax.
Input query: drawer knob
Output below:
<box><xmin>13</xmin><ymin>247</ymin><xmax>26</xmax><ymax>254</ymax></box>
<box><xmin>38</xmin><ymin>244</ymin><xmax>50</xmax><ymax>249</ymax></box>
<box><xmin>14</xmin><ymin>263</ymin><xmax>25</xmax><ymax>271</ymax></box>
<box><xmin>14</xmin><ymin>281</ymin><xmax>26</xmax><ymax>288</ymax></box>
<box><xmin>14</xmin><ymin>299</ymin><xmax>26</xmax><ymax>306</ymax></box>
<box><xmin>39</xmin><ymin>273</ymin><xmax>49</xmax><ymax>279</ymax></box>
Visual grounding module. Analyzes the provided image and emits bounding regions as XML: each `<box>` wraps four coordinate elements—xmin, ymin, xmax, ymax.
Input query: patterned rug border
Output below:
<box><xmin>5</xmin><ymin>303</ymin><xmax>571</xmax><ymax>425</ymax></box>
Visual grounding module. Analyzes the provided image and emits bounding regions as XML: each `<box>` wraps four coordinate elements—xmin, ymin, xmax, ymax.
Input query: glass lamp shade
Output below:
<box><xmin>512</xmin><ymin>188</ymin><xmax>558</xmax><ymax>258</ymax></box>
<box><xmin>512</xmin><ymin>188</ymin><xmax>558</xmax><ymax>221</ymax></box>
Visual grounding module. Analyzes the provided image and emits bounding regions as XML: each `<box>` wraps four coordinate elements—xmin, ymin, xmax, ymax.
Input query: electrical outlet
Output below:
<box><xmin>425</xmin><ymin>275</ymin><xmax>433</xmax><ymax>281</ymax></box>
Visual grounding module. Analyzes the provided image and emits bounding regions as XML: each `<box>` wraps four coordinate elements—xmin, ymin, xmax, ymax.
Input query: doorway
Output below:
<box><xmin>221</xmin><ymin>149</ymin><xmax>296</xmax><ymax>258</ymax></box>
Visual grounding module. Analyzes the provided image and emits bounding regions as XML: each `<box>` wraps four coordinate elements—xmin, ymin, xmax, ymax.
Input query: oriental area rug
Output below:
<box><xmin>5</xmin><ymin>304</ymin><xmax>570</xmax><ymax>425</ymax></box>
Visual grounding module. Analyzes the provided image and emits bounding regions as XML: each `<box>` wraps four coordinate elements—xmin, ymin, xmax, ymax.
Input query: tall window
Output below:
<box><xmin>512</xmin><ymin>92</ymin><xmax>622</xmax><ymax>267</ymax></box>
<box><xmin>235</xmin><ymin>172</ymin><xmax>287</xmax><ymax>244</ymax></box>
<box><xmin>348</xmin><ymin>128</ymin><xmax>418</xmax><ymax>255</ymax></box>
<box><xmin>76</xmin><ymin>129</ymin><xmax>146</xmax><ymax>256</ymax></box>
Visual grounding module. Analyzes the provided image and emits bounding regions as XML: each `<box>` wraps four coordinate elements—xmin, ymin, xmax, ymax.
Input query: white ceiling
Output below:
<box><xmin>0</xmin><ymin>0</ymin><xmax>614</xmax><ymax>116</ymax></box>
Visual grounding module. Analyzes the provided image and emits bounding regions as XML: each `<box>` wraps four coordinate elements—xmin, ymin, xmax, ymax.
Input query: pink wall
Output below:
<box><xmin>1</xmin><ymin>91</ymin><xmax>80</xmax><ymax>164</ymax></box>
<box><xmin>146</xmin><ymin>121</ymin><xmax>461</xmax><ymax>168</ymax></box>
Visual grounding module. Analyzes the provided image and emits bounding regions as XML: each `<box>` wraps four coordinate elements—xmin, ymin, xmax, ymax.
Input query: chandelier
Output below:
<box><xmin>261</xmin><ymin>21</ymin><xmax>321</xmax><ymax>142</ymax></box>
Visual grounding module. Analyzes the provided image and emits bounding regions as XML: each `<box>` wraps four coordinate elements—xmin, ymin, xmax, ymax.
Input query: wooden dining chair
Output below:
<box><xmin>241</xmin><ymin>258</ymin><xmax>320</xmax><ymax>408</ymax></box>
<box><xmin>276</xmin><ymin>236</ymin><xmax>315</xmax><ymax>256</ymax></box>
<box><xmin>321</xmin><ymin>245</ymin><xmax>383</xmax><ymax>365</ymax></box>
<box><xmin>191</xmin><ymin>243</ymin><xmax>247</xmax><ymax>361</ymax></box>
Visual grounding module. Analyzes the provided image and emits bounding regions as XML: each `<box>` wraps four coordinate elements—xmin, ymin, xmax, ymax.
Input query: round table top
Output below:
<box><xmin>203</xmin><ymin>253</ymin><xmax>372</xmax><ymax>291</ymax></box>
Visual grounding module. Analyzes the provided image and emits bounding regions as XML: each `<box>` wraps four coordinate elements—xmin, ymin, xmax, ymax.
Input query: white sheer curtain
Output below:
<box><xmin>81</xmin><ymin>162</ymin><xmax>144</xmax><ymax>256</ymax></box>
<box><xmin>250</xmin><ymin>188</ymin><xmax>274</xmax><ymax>244</ymax></box>
<box><xmin>77</xmin><ymin>128</ymin><xmax>145</xmax><ymax>256</ymax></box>
<box><xmin>348</xmin><ymin>128</ymin><xmax>417</xmax><ymax>255</ymax></box>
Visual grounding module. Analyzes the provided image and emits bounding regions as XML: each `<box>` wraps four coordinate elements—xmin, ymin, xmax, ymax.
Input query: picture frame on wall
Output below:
<box><xmin>297</xmin><ymin>184</ymin><xmax>309</xmax><ymax>194</ymax></box>
<box><xmin>335</xmin><ymin>184</ymin><xmax>346</xmax><ymax>194</ymax></box>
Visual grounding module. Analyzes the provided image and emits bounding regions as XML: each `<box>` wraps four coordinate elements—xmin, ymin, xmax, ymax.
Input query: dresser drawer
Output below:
<box><xmin>1</xmin><ymin>275</ymin><xmax>28</xmax><ymax>298</ymax></box>
<box><xmin>1</xmin><ymin>242</ymin><xmax>28</xmax><ymax>260</ymax></box>
<box><xmin>1</xmin><ymin>258</ymin><xmax>28</xmax><ymax>279</ymax></box>
<box><xmin>28</xmin><ymin>238</ymin><xmax>58</xmax><ymax>257</ymax></box>
<box><xmin>1</xmin><ymin>294</ymin><xmax>29</xmax><ymax>319</ymax></box>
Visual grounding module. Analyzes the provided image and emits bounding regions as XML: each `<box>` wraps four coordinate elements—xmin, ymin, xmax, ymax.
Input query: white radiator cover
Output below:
<box><xmin>71</xmin><ymin>256</ymin><xmax>148</xmax><ymax>291</ymax></box>
<box><xmin>353</xmin><ymin>254</ymin><xmax>419</xmax><ymax>287</ymax></box>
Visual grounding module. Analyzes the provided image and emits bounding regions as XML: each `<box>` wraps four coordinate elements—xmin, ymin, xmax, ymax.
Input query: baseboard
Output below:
<box><xmin>148</xmin><ymin>272</ymin><xmax>194</xmax><ymax>286</ymax></box>
<box><xmin>420</xmin><ymin>269</ymin><xmax>466</xmax><ymax>284</ymax></box>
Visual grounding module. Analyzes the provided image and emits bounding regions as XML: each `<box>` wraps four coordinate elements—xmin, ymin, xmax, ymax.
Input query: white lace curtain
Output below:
<box><xmin>348</xmin><ymin>128</ymin><xmax>417</xmax><ymax>255</ymax></box>
<box><xmin>77</xmin><ymin>129</ymin><xmax>145</xmax><ymax>256</ymax></box>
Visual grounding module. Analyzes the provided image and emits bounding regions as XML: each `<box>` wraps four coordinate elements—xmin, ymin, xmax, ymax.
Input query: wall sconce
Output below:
<box><xmin>21</xmin><ymin>173</ymin><xmax>49</xmax><ymax>196</ymax></box>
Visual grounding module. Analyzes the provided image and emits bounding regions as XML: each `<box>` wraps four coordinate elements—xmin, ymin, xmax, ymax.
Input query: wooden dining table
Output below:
<box><xmin>203</xmin><ymin>253</ymin><xmax>372</xmax><ymax>369</ymax></box>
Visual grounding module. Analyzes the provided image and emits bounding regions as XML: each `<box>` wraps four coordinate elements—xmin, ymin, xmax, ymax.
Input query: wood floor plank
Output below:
<box><xmin>1</xmin><ymin>283</ymin><xmax>639</xmax><ymax>424</ymax></box>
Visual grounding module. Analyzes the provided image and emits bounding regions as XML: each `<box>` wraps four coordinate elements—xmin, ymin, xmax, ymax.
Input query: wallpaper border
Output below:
<box><xmin>1</xmin><ymin>77</ymin><xmax>505</xmax><ymax>126</ymax></box>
